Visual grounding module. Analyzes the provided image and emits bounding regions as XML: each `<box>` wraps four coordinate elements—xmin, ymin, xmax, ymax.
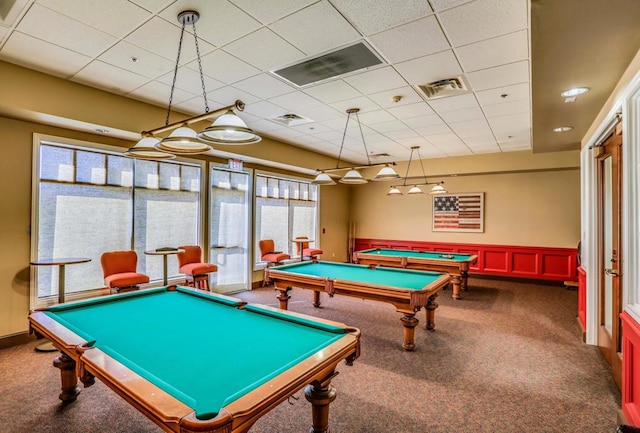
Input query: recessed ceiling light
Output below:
<box><xmin>553</xmin><ymin>126</ymin><xmax>573</xmax><ymax>132</ymax></box>
<box><xmin>561</xmin><ymin>87</ymin><xmax>589</xmax><ymax>97</ymax></box>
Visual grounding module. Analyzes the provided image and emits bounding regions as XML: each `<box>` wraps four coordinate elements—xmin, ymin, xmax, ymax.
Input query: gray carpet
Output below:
<box><xmin>0</xmin><ymin>277</ymin><xmax>620</xmax><ymax>432</ymax></box>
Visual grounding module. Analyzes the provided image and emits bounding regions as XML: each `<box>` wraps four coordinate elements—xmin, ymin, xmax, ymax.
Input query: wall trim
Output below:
<box><xmin>354</xmin><ymin>238</ymin><xmax>578</xmax><ymax>281</ymax></box>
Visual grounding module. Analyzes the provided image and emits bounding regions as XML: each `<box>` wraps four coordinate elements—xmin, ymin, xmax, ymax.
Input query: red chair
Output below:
<box><xmin>177</xmin><ymin>246</ymin><xmax>218</xmax><ymax>291</ymax></box>
<box><xmin>101</xmin><ymin>250</ymin><xmax>149</xmax><ymax>294</ymax></box>
<box><xmin>259</xmin><ymin>239</ymin><xmax>290</xmax><ymax>287</ymax></box>
<box><xmin>295</xmin><ymin>237</ymin><xmax>323</xmax><ymax>261</ymax></box>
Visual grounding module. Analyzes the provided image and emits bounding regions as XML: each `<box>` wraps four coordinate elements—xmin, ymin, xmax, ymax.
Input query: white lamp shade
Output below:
<box><xmin>372</xmin><ymin>165</ymin><xmax>400</xmax><ymax>181</ymax></box>
<box><xmin>387</xmin><ymin>186</ymin><xmax>403</xmax><ymax>196</ymax></box>
<box><xmin>199</xmin><ymin>112</ymin><xmax>261</xmax><ymax>144</ymax></box>
<box><xmin>156</xmin><ymin>126</ymin><xmax>212</xmax><ymax>154</ymax></box>
<box><xmin>339</xmin><ymin>169</ymin><xmax>367</xmax><ymax>184</ymax></box>
<box><xmin>312</xmin><ymin>173</ymin><xmax>336</xmax><ymax>185</ymax></box>
<box><xmin>124</xmin><ymin>137</ymin><xmax>176</xmax><ymax>160</ymax></box>
<box><xmin>407</xmin><ymin>185</ymin><xmax>424</xmax><ymax>195</ymax></box>
<box><xmin>430</xmin><ymin>184</ymin><xmax>447</xmax><ymax>194</ymax></box>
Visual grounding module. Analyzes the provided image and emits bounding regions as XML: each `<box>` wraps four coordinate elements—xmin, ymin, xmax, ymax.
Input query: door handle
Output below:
<box><xmin>605</xmin><ymin>268</ymin><xmax>619</xmax><ymax>276</ymax></box>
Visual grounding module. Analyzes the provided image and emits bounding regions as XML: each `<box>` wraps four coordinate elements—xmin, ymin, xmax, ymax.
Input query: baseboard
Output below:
<box><xmin>0</xmin><ymin>332</ymin><xmax>36</xmax><ymax>350</ymax></box>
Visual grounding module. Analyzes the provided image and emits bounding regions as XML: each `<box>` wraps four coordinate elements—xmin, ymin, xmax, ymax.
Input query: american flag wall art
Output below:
<box><xmin>432</xmin><ymin>193</ymin><xmax>484</xmax><ymax>232</ymax></box>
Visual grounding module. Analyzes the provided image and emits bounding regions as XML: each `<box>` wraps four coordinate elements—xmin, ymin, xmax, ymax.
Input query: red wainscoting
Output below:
<box><xmin>354</xmin><ymin>238</ymin><xmax>579</xmax><ymax>281</ymax></box>
<box><xmin>621</xmin><ymin>311</ymin><xmax>640</xmax><ymax>425</ymax></box>
<box><xmin>578</xmin><ymin>267</ymin><xmax>586</xmax><ymax>334</ymax></box>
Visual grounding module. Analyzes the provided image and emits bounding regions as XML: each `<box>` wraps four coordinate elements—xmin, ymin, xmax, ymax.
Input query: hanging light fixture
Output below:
<box><xmin>387</xmin><ymin>146</ymin><xmax>447</xmax><ymax>196</ymax></box>
<box><xmin>124</xmin><ymin>10</ymin><xmax>260</xmax><ymax>160</ymax></box>
<box><xmin>312</xmin><ymin>108</ymin><xmax>399</xmax><ymax>185</ymax></box>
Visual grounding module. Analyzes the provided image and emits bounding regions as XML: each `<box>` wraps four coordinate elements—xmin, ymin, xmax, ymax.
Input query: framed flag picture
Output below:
<box><xmin>432</xmin><ymin>193</ymin><xmax>484</xmax><ymax>233</ymax></box>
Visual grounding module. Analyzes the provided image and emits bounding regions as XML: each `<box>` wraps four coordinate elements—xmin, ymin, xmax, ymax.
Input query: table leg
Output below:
<box><xmin>424</xmin><ymin>295</ymin><xmax>439</xmax><ymax>330</ymax></box>
<box><xmin>53</xmin><ymin>352</ymin><xmax>81</xmax><ymax>402</ymax></box>
<box><xmin>450</xmin><ymin>275</ymin><xmax>462</xmax><ymax>300</ymax></box>
<box><xmin>57</xmin><ymin>264</ymin><xmax>66</xmax><ymax>304</ymax></box>
<box><xmin>305</xmin><ymin>374</ymin><xmax>337</xmax><ymax>433</ymax></box>
<box><xmin>162</xmin><ymin>255</ymin><xmax>168</xmax><ymax>286</ymax></box>
<box><xmin>400</xmin><ymin>313</ymin><xmax>419</xmax><ymax>351</ymax></box>
<box><xmin>461</xmin><ymin>269</ymin><xmax>469</xmax><ymax>291</ymax></box>
<box><xmin>276</xmin><ymin>286</ymin><xmax>291</xmax><ymax>310</ymax></box>
<box><xmin>313</xmin><ymin>290</ymin><xmax>322</xmax><ymax>308</ymax></box>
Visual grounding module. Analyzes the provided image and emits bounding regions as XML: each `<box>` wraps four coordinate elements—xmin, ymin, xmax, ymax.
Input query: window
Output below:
<box><xmin>32</xmin><ymin>136</ymin><xmax>202</xmax><ymax>305</ymax></box>
<box><xmin>254</xmin><ymin>173</ymin><xmax>318</xmax><ymax>265</ymax></box>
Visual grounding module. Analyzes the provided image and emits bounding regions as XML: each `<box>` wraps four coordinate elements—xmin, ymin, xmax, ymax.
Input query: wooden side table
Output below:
<box><xmin>144</xmin><ymin>249</ymin><xmax>184</xmax><ymax>286</ymax></box>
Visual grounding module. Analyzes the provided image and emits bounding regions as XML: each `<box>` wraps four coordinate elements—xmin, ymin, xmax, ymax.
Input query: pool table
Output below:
<box><xmin>265</xmin><ymin>261</ymin><xmax>450</xmax><ymax>351</ymax></box>
<box><xmin>354</xmin><ymin>248</ymin><xmax>478</xmax><ymax>300</ymax></box>
<box><xmin>28</xmin><ymin>286</ymin><xmax>360</xmax><ymax>433</ymax></box>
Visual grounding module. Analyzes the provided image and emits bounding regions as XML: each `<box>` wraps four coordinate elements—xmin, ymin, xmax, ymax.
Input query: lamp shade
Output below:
<box><xmin>407</xmin><ymin>185</ymin><xmax>424</xmax><ymax>195</ymax></box>
<box><xmin>430</xmin><ymin>184</ymin><xmax>447</xmax><ymax>194</ymax></box>
<box><xmin>156</xmin><ymin>126</ymin><xmax>212</xmax><ymax>154</ymax></box>
<box><xmin>372</xmin><ymin>165</ymin><xmax>400</xmax><ymax>181</ymax></box>
<box><xmin>387</xmin><ymin>186</ymin><xmax>403</xmax><ymax>196</ymax></box>
<box><xmin>198</xmin><ymin>111</ymin><xmax>261</xmax><ymax>144</ymax></box>
<box><xmin>339</xmin><ymin>169</ymin><xmax>367</xmax><ymax>184</ymax></box>
<box><xmin>312</xmin><ymin>172</ymin><xmax>336</xmax><ymax>185</ymax></box>
<box><xmin>124</xmin><ymin>137</ymin><xmax>176</xmax><ymax>160</ymax></box>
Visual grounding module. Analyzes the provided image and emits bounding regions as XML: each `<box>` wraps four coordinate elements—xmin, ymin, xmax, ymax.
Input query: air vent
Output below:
<box><xmin>272</xmin><ymin>42</ymin><xmax>384</xmax><ymax>87</ymax></box>
<box><xmin>272</xmin><ymin>113</ymin><xmax>313</xmax><ymax>127</ymax></box>
<box><xmin>416</xmin><ymin>76</ymin><xmax>471</xmax><ymax>100</ymax></box>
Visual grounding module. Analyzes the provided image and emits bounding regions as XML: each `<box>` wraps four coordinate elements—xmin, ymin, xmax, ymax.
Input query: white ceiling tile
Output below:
<box><xmin>172</xmin><ymin>96</ymin><xmax>215</xmax><ymax>115</ymax></box>
<box><xmin>197</xmin><ymin>49</ymin><xmax>260</xmax><ymax>84</ymax></box>
<box><xmin>475</xmin><ymin>82</ymin><xmax>530</xmax><ymax>105</ymax></box>
<box><xmin>230</xmin><ymin>0</ymin><xmax>316</xmax><ymax>25</ymax></box>
<box><xmin>483</xmin><ymin>99</ymin><xmax>530</xmax><ymax>118</ymax></box>
<box><xmin>160</xmin><ymin>1</ymin><xmax>261</xmax><ymax>47</ymax></box>
<box><xmin>98</xmin><ymin>40</ymin><xmax>176</xmax><ymax>79</ymax></box>
<box><xmin>314</xmin><ymin>130</ymin><xmax>345</xmax><ymax>143</ymax></box>
<box><xmin>427</xmin><ymin>93</ymin><xmax>478</xmax><ymax>113</ymax></box>
<box><xmin>442</xmin><ymin>147</ymin><xmax>473</xmax><ymax>156</ymax></box>
<box><xmin>449</xmin><ymin>118</ymin><xmax>493</xmax><ymax>138</ymax></box>
<box><xmin>343</xmin><ymin>67</ymin><xmax>407</xmax><ymax>95</ymax></box>
<box><xmin>245</xmin><ymin>118</ymin><xmax>287</xmax><ymax>132</ymax></box>
<box><xmin>415</xmin><ymin>124</ymin><xmax>452</xmax><ymax>136</ymax></box>
<box><xmin>303</xmin><ymin>80</ymin><xmax>362</xmax><ymax>104</ymax></box>
<box><xmin>430</xmin><ymin>0</ymin><xmax>475</xmax><ymax>12</ymax></box>
<box><xmin>294</xmin><ymin>104</ymin><xmax>344</xmax><ymax>122</ymax></box>
<box><xmin>157</xmin><ymin>67</ymin><xmax>224</xmax><ymax>95</ymax></box>
<box><xmin>0</xmin><ymin>0</ymin><xmax>30</xmax><ymax>27</ymax></box>
<box><xmin>128</xmin><ymin>0</ymin><xmax>175</xmax><ymax>14</ymax></box>
<box><xmin>224</xmin><ymin>28</ymin><xmax>305</xmax><ymax>71</ymax></box>
<box><xmin>488</xmin><ymin>112</ymin><xmax>530</xmax><ymax>133</ymax></box>
<box><xmin>466</xmin><ymin>60</ymin><xmax>529</xmax><ymax>91</ymax></box>
<box><xmin>368</xmin><ymin>86</ymin><xmax>423</xmax><ymax>108</ymax></box>
<box><xmin>456</xmin><ymin>29</ymin><xmax>528</xmax><ymax>72</ymax></box>
<box><xmin>369</xmin><ymin>16</ymin><xmax>450</xmax><ymax>63</ymax></box>
<box><xmin>38</xmin><ymin>0</ymin><xmax>151</xmax><ymax>38</ymax></box>
<box><xmin>17</xmin><ymin>4</ymin><xmax>116</xmax><ymax>57</ymax></box>
<box><xmin>269</xmin><ymin>1</ymin><xmax>361</xmax><ymax>56</ymax></box>
<box><xmin>242</xmin><ymin>100</ymin><xmax>289</xmax><ymax>118</ymax></box>
<box><xmin>395</xmin><ymin>50</ymin><xmax>463</xmax><ymax>85</ymax></box>
<box><xmin>427</xmin><ymin>132</ymin><xmax>464</xmax><ymax>145</ymax></box>
<box><xmin>206</xmin><ymin>85</ymin><xmax>261</xmax><ymax>107</ymax></box>
<box><xmin>0</xmin><ymin>26</ymin><xmax>9</xmax><ymax>42</ymax></box>
<box><xmin>125</xmin><ymin>17</ymin><xmax>215</xmax><ymax>63</ymax></box>
<box><xmin>357</xmin><ymin>110</ymin><xmax>396</xmax><ymax>125</ymax></box>
<box><xmin>384</xmin><ymin>128</ymin><xmax>421</xmax><ymax>140</ymax></box>
<box><xmin>290</xmin><ymin>122</ymin><xmax>332</xmax><ymax>135</ymax></box>
<box><xmin>369</xmin><ymin>119</ymin><xmax>407</xmax><ymax>133</ymax></box>
<box><xmin>387</xmin><ymin>102</ymin><xmax>435</xmax><ymax>119</ymax></box>
<box><xmin>0</xmin><ymin>32</ymin><xmax>90</xmax><ymax>78</ymax></box>
<box><xmin>329</xmin><ymin>96</ymin><xmax>380</xmax><ymax>114</ymax></box>
<box><xmin>331</xmin><ymin>0</ymin><xmax>432</xmax><ymax>36</ymax></box>
<box><xmin>269</xmin><ymin>91</ymin><xmax>324</xmax><ymax>111</ymax></box>
<box><xmin>233</xmin><ymin>73</ymin><xmax>295</xmax><ymax>99</ymax></box>
<box><xmin>403</xmin><ymin>114</ymin><xmax>446</xmax><ymax>129</ymax></box>
<box><xmin>438</xmin><ymin>0</ymin><xmax>528</xmax><ymax>47</ymax></box>
<box><xmin>71</xmin><ymin>61</ymin><xmax>149</xmax><ymax>94</ymax></box>
<box><xmin>463</xmin><ymin>135</ymin><xmax>499</xmax><ymax>147</ymax></box>
<box><xmin>127</xmin><ymin>80</ymin><xmax>194</xmax><ymax>107</ymax></box>
<box><xmin>440</xmin><ymin>107</ymin><xmax>484</xmax><ymax>123</ymax></box>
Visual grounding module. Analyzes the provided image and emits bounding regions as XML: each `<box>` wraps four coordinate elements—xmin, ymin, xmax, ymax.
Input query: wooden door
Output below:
<box><xmin>596</xmin><ymin>126</ymin><xmax>623</xmax><ymax>389</ymax></box>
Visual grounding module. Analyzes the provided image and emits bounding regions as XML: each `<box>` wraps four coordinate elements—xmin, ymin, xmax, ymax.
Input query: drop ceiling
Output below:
<box><xmin>1</xmin><ymin>0</ymin><xmax>639</xmax><ymax>165</ymax></box>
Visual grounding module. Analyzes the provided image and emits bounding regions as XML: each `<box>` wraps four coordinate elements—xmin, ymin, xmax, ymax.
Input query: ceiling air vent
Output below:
<box><xmin>416</xmin><ymin>76</ymin><xmax>471</xmax><ymax>100</ymax></box>
<box><xmin>272</xmin><ymin>113</ymin><xmax>313</xmax><ymax>127</ymax></box>
<box><xmin>272</xmin><ymin>42</ymin><xmax>384</xmax><ymax>87</ymax></box>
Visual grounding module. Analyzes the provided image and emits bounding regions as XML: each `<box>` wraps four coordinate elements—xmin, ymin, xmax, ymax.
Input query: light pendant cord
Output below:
<box><xmin>192</xmin><ymin>21</ymin><xmax>209</xmax><ymax>113</ymax></box>
<box><xmin>355</xmin><ymin>110</ymin><xmax>372</xmax><ymax>166</ymax></box>
<box><xmin>335</xmin><ymin>110</ymin><xmax>351</xmax><ymax>169</ymax></box>
<box><xmin>165</xmin><ymin>18</ymin><xmax>186</xmax><ymax>126</ymax></box>
<box><xmin>416</xmin><ymin>147</ymin><xmax>428</xmax><ymax>184</ymax></box>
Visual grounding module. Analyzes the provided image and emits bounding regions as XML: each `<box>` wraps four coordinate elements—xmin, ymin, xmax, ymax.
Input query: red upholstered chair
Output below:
<box><xmin>259</xmin><ymin>239</ymin><xmax>290</xmax><ymax>287</ymax></box>
<box><xmin>177</xmin><ymin>246</ymin><xmax>218</xmax><ymax>291</ymax></box>
<box><xmin>101</xmin><ymin>250</ymin><xmax>149</xmax><ymax>294</ymax></box>
<box><xmin>295</xmin><ymin>237</ymin><xmax>323</xmax><ymax>261</ymax></box>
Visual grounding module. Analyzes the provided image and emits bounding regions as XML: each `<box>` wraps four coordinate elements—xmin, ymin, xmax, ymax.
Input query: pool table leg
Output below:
<box><xmin>400</xmin><ymin>313</ymin><xmax>419</xmax><ymax>351</ymax></box>
<box><xmin>424</xmin><ymin>295</ymin><xmax>439</xmax><ymax>330</ymax></box>
<box><xmin>313</xmin><ymin>290</ymin><xmax>322</xmax><ymax>308</ymax></box>
<box><xmin>450</xmin><ymin>275</ymin><xmax>463</xmax><ymax>300</ymax></box>
<box><xmin>305</xmin><ymin>372</ymin><xmax>337</xmax><ymax>433</ymax></box>
<box><xmin>53</xmin><ymin>352</ymin><xmax>81</xmax><ymax>402</ymax></box>
<box><xmin>276</xmin><ymin>286</ymin><xmax>292</xmax><ymax>309</ymax></box>
<box><xmin>460</xmin><ymin>269</ymin><xmax>469</xmax><ymax>291</ymax></box>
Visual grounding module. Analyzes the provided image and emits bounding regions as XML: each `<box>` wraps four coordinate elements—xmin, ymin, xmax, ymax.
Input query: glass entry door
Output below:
<box><xmin>596</xmin><ymin>128</ymin><xmax>623</xmax><ymax>389</ymax></box>
<box><xmin>210</xmin><ymin>167</ymin><xmax>251</xmax><ymax>294</ymax></box>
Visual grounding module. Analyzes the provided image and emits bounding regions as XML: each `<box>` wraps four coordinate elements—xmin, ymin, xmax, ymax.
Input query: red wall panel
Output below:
<box><xmin>354</xmin><ymin>238</ymin><xmax>578</xmax><ymax>281</ymax></box>
<box><xmin>621</xmin><ymin>311</ymin><xmax>640</xmax><ymax>425</ymax></box>
<box><xmin>577</xmin><ymin>267</ymin><xmax>586</xmax><ymax>332</ymax></box>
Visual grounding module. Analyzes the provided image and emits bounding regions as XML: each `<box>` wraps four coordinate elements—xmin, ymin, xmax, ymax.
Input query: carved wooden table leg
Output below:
<box><xmin>305</xmin><ymin>375</ymin><xmax>337</xmax><ymax>433</ymax></box>
<box><xmin>400</xmin><ymin>313</ymin><xmax>419</xmax><ymax>351</ymax></box>
<box><xmin>53</xmin><ymin>352</ymin><xmax>80</xmax><ymax>402</ymax></box>
<box><xmin>460</xmin><ymin>269</ymin><xmax>469</xmax><ymax>291</ymax></box>
<box><xmin>313</xmin><ymin>290</ymin><xmax>321</xmax><ymax>308</ymax></box>
<box><xmin>450</xmin><ymin>275</ymin><xmax>462</xmax><ymax>300</ymax></box>
<box><xmin>424</xmin><ymin>295</ymin><xmax>439</xmax><ymax>330</ymax></box>
<box><xmin>276</xmin><ymin>286</ymin><xmax>291</xmax><ymax>309</ymax></box>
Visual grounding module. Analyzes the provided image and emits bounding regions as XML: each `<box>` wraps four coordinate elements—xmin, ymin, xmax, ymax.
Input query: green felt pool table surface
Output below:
<box><xmin>357</xmin><ymin>248</ymin><xmax>475</xmax><ymax>261</ymax></box>
<box><xmin>29</xmin><ymin>286</ymin><xmax>360</xmax><ymax>432</ymax></box>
